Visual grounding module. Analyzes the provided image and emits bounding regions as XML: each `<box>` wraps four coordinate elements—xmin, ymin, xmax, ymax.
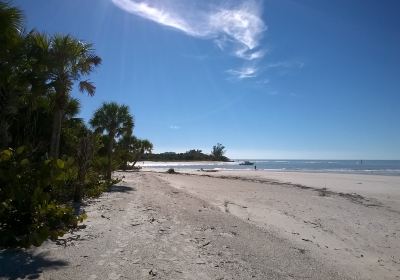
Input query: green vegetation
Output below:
<box><xmin>0</xmin><ymin>2</ymin><xmax>151</xmax><ymax>247</ymax></box>
<box><xmin>48</xmin><ymin>34</ymin><xmax>101</xmax><ymax>159</ymax></box>
<box><xmin>90</xmin><ymin>102</ymin><xmax>134</xmax><ymax>179</ymax></box>
<box><xmin>117</xmin><ymin>137</ymin><xmax>153</xmax><ymax>169</ymax></box>
<box><xmin>211</xmin><ymin>143</ymin><xmax>227</xmax><ymax>161</ymax></box>
<box><xmin>142</xmin><ymin>144</ymin><xmax>229</xmax><ymax>162</ymax></box>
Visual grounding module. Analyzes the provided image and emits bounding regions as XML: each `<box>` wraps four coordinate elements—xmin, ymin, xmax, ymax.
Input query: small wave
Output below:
<box><xmin>137</xmin><ymin>161</ymin><xmax>240</xmax><ymax>167</ymax></box>
<box><xmin>214</xmin><ymin>168</ymin><xmax>254</xmax><ymax>171</ymax></box>
<box><xmin>261</xmin><ymin>168</ymin><xmax>287</xmax><ymax>171</ymax></box>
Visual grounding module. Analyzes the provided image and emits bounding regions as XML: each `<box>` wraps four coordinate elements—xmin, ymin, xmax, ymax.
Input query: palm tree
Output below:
<box><xmin>116</xmin><ymin>133</ymin><xmax>136</xmax><ymax>170</ymax></box>
<box><xmin>90</xmin><ymin>102</ymin><xmax>134</xmax><ymax>179</ymax></box>
<box><xmin>48</xmin><ymin>35</ymin><xmax>101</xmax><ymax>158</ymax></box>
<box><xmin>131</xmin><ymin>138</ymin><xmax>153</xmax><ymax>167</ymax></box>
<box><xmin>0</xmin><ymin>2</ymin><xmax>24</xmax><ymax>147</ymax></box>
<box><xmin>138</xmin><ymin>139</ymin><xmax>153</xmax><ymax>157</ymax></box>
<box><xmin>19</xmin><ymin>32</ymin><xmax>53</xmax><ymax>146</ymax></box>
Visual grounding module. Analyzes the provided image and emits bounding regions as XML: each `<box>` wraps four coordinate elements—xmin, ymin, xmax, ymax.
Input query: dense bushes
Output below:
<box><xmin>0</xmin><ymin>147</ymin><xmax>83</xmax><ymax>247</ymax></box>
<box><xmin>0</xmin><ymin>2</ymin><xmax>147</xmax><ymax>247</ymax></box>
<box><xmin>0</xmin><ymin>134</ymin><xmax>119</xmax><ymax>248</ymax></box>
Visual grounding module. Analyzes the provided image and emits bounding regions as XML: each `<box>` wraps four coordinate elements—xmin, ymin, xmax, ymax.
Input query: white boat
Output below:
<box><xmin>239</xmin><ymin>161</ymin><xmax>254</xmax><ymax>166</ymax></box>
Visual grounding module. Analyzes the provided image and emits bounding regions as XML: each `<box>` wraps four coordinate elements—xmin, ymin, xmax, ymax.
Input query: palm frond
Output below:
<box><xmin>79</xmin><ymin>80</ymin><xmax>95</xmax><ymax>96</ymax></box>
<box><xmin>65</xmin><ymin>97</ymin><xmax>81</xmax><ymax>117</ymax></box>
<box><xmin>0</xmin><ymin>1</ymin><xmax>24</xmax><ymax>36</ymax></box>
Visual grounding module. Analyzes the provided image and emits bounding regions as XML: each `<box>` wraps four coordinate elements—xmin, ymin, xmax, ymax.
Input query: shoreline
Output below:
<box><xmin>141</xmin><ymin>167</ymin><xmax>400</xmax><ymax>176</ymax></box>
<box><xmin>141</xmin><ymin>168</ymin><xmax>400</xmax><ymax>207</ymax></box>
<box><xmin>137</xmin><ymin>160</ymin><xmax>400</xmax><ymax>177</ymax></box>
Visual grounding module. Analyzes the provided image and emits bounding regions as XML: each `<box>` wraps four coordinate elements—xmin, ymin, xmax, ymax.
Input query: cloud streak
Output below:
<box><xmin>111</xmin><ymin>0</ymin><xmax>266</xmax><ymax>69</ymax></box>
<box><xmin>226</xmin><ymin>66</ymin><xmax>258</xmax><ymax>80</ymax></box>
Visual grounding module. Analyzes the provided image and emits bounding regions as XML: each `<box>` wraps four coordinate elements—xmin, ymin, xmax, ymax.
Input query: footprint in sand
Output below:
<box><xmin>97</xmin><ymin>260</ymin><xmax>106</xmax><ymax>266</ymax></box>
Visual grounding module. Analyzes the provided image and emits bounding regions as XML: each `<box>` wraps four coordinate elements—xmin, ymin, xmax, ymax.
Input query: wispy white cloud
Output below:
<box><xmin>111</xmin><ymin>0</ymin><xmax>266</xmax><ymax>63</ymax></box>
<box><xmin>111</xmin><ymin>0</ymin><xmax>198</xmax><ymax>35</ymax></box>
<box><xmin>208</xmin><ymin>4</ymin><xmax>266</xmax><ymax>57</ymax></box>
<box><xmin>234</xmin><ymin>48</ymin><xmax>266</xmax><ymax>61</ymax></box>
<box><xmin>226</xmin><ymin>66</ymin><xmax>258</xmax><ymax>80</ymax></box>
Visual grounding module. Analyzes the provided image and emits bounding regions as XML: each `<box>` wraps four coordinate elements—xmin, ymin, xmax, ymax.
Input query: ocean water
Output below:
<box><xmin>140</xmin><ymin>160</ymin><xmax>400</xmax><ymax>176</ymax></box>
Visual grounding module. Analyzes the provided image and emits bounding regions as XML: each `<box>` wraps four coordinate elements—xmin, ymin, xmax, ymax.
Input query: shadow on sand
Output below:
<box><xmin>0</xmin><ymin>249</ymin><xmax>68</xmax><ymax>279</ymax></box>
<box><xmin>107</xmin><ymin>185</ymin><xmax>136</xmax><ymax>193</ymax></box>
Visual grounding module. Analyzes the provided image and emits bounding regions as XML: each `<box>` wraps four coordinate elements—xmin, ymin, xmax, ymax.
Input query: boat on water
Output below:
<box><xmin>239</xmin><ymin>161</ymin><xmax>254</xmax><ymax>166</ymax></box>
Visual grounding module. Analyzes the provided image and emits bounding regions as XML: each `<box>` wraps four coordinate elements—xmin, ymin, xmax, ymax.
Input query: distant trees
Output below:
<box><xmin>142</xmin><ymin>144</ymin><xmax>230</xmax><ymax>162</ymax></box>
<box><xmin>211</xmin><ymin>143</ymin><xmax>228</xmax><ymax>161</ymax></box>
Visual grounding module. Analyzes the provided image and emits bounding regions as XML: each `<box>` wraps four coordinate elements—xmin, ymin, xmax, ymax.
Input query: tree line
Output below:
<box><xmin>0</xmin><ymin>2</ymin><xmax>152</xmax><ymax>247</ymax></box>
<box><xmin>142</xmin><ymin>143</ymin><xmax>229</xmax><ymax>162</ymax></box>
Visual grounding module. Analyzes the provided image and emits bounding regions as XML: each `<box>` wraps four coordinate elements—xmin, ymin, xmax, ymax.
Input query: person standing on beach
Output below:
<box><xmin>254</xmin><ymin>165</ymin><xmax>257</xmax><ymax>170</ymax></box>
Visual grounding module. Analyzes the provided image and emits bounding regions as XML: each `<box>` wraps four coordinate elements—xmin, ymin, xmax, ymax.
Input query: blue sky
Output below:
<box><xmin>15</xmin><ymin>0</ymin><xmax>400</xmax><ymax>159</ymax></box>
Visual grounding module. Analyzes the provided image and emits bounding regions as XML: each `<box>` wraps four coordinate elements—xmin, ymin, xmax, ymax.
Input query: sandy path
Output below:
<box><xmin>156</xmin><ymin>171</ymin><xmax>400</xmax><ymax>280</ymax></box>
<box><xmin>1</xmin><ymin>172</ymin><xmax>348</xmax><ymax>280</ymax></box>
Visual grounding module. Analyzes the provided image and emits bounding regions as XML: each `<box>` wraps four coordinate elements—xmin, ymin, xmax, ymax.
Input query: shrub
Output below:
<box><xmin>92</xmin><ymin>156</ymin><xmax>119</xmax><ymax>179</ymax></box>
<box><xmin>83</xmin><ymin>168</ymin><xmax>120</xmax><ymax>198</ymax></box>
<box><xmin>0</xmin><ymin>147</ymin><xmax>85</xmax><ymax>247</ymax></box>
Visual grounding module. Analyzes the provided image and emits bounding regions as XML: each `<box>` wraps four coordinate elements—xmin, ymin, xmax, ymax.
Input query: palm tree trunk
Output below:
<box><xmin>106</xmin><ymin>132</ymin><xmax>114</xmax><ymax>180</ymax></box>
<box><xmin>50</xmin><ymin>108</ymin><xmax>63</xmax><ymax>158</ymax></box>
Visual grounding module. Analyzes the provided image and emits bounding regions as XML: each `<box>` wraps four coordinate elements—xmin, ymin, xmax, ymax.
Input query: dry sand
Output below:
<box><xmin>156</xmin><ymin>170</ymin><xmax>400</xmax><ymax>280</ymax></box>
<box><xmin>1</xmin><ymin>170</ymin><xmax>399</xmax><ymax>279</ymax></box>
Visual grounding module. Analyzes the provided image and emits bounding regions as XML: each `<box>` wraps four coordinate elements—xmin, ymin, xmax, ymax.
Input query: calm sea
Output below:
<box><xmin>141</xmin><ymin>160</ymin><xmax>400</xmax><ymax>176</ymax></box>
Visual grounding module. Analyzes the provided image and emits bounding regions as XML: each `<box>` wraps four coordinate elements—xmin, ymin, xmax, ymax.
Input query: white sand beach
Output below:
<box><xmin>2</xmin><ymin>170</ymin><xmax>399</xmax><ymax>279</ymax></box>
<box><xmin>155</xmin><ymin>170</ymin><xmax>400</xmax><ymax>279</ymax></box>
<box><xmin>4</xmin><ymin>1</ymin><xmax>400</xmax><ymax>279</ymax></box>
